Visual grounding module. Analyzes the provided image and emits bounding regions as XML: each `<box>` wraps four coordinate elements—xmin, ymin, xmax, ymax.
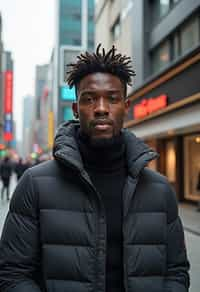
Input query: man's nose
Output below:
<box><xmin>94</xmin><ymin>97</ymin><xmax>109</xmax><ymax>116</ymax></box>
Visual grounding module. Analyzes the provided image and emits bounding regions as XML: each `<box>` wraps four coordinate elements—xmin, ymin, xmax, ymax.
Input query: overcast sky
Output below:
<box><xmin>0</xmin><ymin>0</ymin><xmax>55</xmax><ymax>140</ymax></box>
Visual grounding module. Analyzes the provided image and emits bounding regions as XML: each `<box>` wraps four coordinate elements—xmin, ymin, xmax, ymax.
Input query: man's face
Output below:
<box><xmin>72</xmin><ymin>72</ymin><xmax>130</xmax><ymax>142</ymax></box>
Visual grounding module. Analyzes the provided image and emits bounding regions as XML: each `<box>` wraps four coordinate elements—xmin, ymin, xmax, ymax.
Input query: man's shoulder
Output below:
<box><xmin>28</xmin><ymin>159</ymin><xmax>61</xmax><ymax>178</ymax></box>
<box><xmin>141</xmin><ymin>167</ymin><xmax>169</xmax><ymax>186</ymax></box>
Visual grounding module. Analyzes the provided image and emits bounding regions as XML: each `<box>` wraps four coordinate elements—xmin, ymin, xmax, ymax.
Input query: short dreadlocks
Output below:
<box><xmin>66</xmin><ymin>44</ymin><xmax>135</xmax><ymax>96</ymax></box>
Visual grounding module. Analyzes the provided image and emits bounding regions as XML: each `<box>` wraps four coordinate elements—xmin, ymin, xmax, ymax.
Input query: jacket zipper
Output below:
<box><xmin>80</xmin><ymin>171</ymin><xmax>107</xmax><ymax>292</ymax></box>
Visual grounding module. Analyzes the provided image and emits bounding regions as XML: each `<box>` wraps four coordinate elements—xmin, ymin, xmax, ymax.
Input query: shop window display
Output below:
<box><xmin>166</xmin><ymin>140</ymin><xmax>176</xmax><ymax>184</ymax></box>
<box><xmin>184</xmin><ymin>134</ymin><xmax>200</xmax><ymax>201</ymax></box>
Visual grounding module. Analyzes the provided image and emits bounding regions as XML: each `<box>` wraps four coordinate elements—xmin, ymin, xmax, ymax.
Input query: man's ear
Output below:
<box><xmin>72</xmin><ymin>102</ymin><xmax>79</xmax><ymax>119</ymax></box>
<box><xmin>124</xmin><ymin>98</ymin><xmax>130</xmax><ymax>116</ymax></box>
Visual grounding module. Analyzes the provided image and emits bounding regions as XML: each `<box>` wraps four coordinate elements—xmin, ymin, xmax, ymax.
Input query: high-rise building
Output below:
<box><xmin>53</xmin><ymin>0</ymin><xmax>94</xmax><ymax>127</ymax></box>
<box><xmin>35</xmin><ymin>64</ymin><xmax>49</xmax><ymax>120</ymax></box>
<box><xmin>34</xmin><ymin>64</ymin><xmax>48</xmax><ymax>149</ymax></box>
<box><xmin>22</xmin><ymin>95</ymin><xmax>35</xmax><ymax>157</ymax></box>
<box><xmin>1</xmin><ymin>51</ymin><xmax>14</xmax><ymax>147</ymax></box>
<box><xmin>0</xmin><ymin>13</ymin><xmax>4</xmax><ymax>143</ymax></box>
<box><xmin>95</xmin><ymin>0</ymin><xmax>200</xmax><ymax>204</ymax></box>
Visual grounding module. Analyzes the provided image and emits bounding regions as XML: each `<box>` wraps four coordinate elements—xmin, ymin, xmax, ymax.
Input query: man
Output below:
<box><xmin>14</xmin><ymin>157</ymin><xmax>29</xmax><ymax>181</ymax></box>
<box><xmin>0</xmin><ymin>45</ymin><xmax>190</xmax><ymax>292</ymax></box>
<box><xmin>0</xmin><ymin>156</ymin><xmax>12</xmax><ymax>201</ymax></box>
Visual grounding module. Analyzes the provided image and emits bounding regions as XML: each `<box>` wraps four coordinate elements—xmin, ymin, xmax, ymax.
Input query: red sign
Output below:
<box><xmin>3</xmin><ymin>114</ymin><xmax>13</xmax><ymax>142</ymax></box>
<box><xmin>3</xmin><ymin>132</ymin><xmax>13</xmax><ymax>142</ymax></box>
<box><xmin>4</xmin><ymin>71</ymin><xmax>13</xmax><ymax>114</ymax></box>
<box><xmin>133</xmin><ymin>94</ymin><xmax>167</xmax><ymax>119</ymax></box>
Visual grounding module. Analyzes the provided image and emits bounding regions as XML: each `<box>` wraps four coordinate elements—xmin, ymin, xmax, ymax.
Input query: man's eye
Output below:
<box><xmin>82</xmin><ymin>95</ymin><xmax>94</xmax><ymax>104</ymax></box>
<box><xmin>108</xmin><ymin>95</ymin><xmax>118</xmax><ymax>103</ymax></box>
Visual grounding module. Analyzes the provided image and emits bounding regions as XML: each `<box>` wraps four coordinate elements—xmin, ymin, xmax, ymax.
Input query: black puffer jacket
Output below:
<box><xmin>0</xmin><ymin>122</ymin><xmax>190</xmax><ymax>292</ymax></box>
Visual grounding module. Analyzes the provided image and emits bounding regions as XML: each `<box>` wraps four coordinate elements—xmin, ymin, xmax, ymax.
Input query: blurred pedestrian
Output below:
<box><xmin>0</xmin><ymin>45</ymin><xmax>190</xmax><ymax>292</ymax></box>
<box><xmin>0</xmin><ymin>156</ymin><xmax>12</xmax><ymax>201</ymax></box>
<box><xmin>14</xmin><ymin>157</ymin><xmax>28</xmax><ymax>181</ymax></box>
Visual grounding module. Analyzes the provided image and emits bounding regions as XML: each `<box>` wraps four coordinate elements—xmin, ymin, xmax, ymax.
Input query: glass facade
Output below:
<box><xmin>180</xmin><ymin>16</ymin><xmax>199</xmax><ymax>55</ymax></box>
<box><xmin>59</xmin><ymin>0</ymin><xmax>94</xmax><ymax>48</ymax></box>
<box><xmin>184</xmin><ymin>134</ymin><xmax>200</xmax><ymax>201</ymax></box>
<box><xmin>59</xmin><ymin>0</ymin><xmax>82</xmax><ymax>46</ymax></box>
<box><xmin>152</xmin><ymin>40</ymin><xmax>170</xmax><ymax>73</ymax></box>
<box><xmin>152</xmin><ymin>0</ymin><xmax>181</xmax><ymax>25</ymax></box>
<box><xmin>57</xmin><ymin>0</ymin><xmax>94</xmax><ymax>125</ymax></box>
<box><xmin>88</xmin><ymin>0</ymin><xmax>94</xmax><ymax>50</ymax></box>
<box><xmin>151</xmin><ymin>13</ymin><xmax>200</xmax><ymax>74</ymax></box>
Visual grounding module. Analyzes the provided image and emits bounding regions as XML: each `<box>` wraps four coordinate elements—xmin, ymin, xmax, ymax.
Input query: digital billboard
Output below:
<box><xmin>61</xmin><ymin>86</ymin><xmax>76</xmax><ymax>101</ymax></box>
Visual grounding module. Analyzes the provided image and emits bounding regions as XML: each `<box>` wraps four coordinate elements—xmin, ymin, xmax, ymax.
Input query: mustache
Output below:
<box><xmin>90</xmin><ymin>118</ymin><xmax>113</xmax><ymax>127</ymax></box>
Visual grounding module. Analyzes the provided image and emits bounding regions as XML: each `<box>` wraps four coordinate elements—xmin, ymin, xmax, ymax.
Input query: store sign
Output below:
<box><xmin>61</xmin><ymin>86</ymin><xmax>76</xmax><ymax>101</ymax></box>
<box><xmin>3</xmin><ymin>71</ymin><xmax>13</xmax><ymax>142</ymax></box>
<box><xmin>133</xmin><ymin>94</ymin><xmax>167</xmax><ymax>119</ymax></box>
<box><xmin>4</xmin><ymin>71</ymin><xmax>13</xmax><ymax>114</ymax></box>
<box><xmin>3</xmin><ymin>113</ymin><xmax>13</xmax><ymax>142</ymax></box>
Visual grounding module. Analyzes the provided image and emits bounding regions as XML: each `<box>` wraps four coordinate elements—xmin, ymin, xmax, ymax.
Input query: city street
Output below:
<box><xmin>0</xmin><ymin>178</ymin><xmax>200</xmax><ymax>291</ymax></box>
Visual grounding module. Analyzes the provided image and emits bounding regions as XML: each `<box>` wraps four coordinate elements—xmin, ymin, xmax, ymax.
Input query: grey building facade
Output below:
<box><xmin>95</xmin><ymin>0</ymin><xmax>200</xmax><ymax>203</ymax></box>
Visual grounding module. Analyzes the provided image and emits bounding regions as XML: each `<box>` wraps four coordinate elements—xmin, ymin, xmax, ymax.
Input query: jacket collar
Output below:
<box><xmin>53</xmin><ymin>121</ymin><xmax>158</xmax><ymax>178</ymax></box>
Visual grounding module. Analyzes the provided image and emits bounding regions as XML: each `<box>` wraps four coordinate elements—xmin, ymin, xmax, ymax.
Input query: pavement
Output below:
<box><xmin>179</xmin><ymin>203</ymin><xmax>200</xmax><ymax>236</ymax></box>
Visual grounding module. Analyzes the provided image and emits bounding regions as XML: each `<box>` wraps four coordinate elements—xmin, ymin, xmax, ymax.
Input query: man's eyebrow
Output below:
<box><xmin>80</xmin><ymin>89</ymin><xmax>121</xmax><ymax>94</ymax></box>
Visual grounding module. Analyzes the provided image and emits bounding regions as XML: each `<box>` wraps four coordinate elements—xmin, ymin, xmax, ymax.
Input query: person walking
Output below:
<box><xmin>0</xmin><ymin>45</ymin><xmax>190</xmax><ymax>292</ymax></box>
<box><xmin>0</xmin><ymin>156</ymin><xmax>12</xmax><ymax>201</ymax></box>
<box><xmin>14</xmin><ymin>157</ymin><xmax>28</xmax><ymax>181</ymax></box>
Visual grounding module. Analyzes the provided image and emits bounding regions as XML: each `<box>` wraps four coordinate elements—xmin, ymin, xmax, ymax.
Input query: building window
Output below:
<box><xmin>165</xmin><ymin>140</ymin><xmax>176</xmax><ymax>184</ymax></box>
<box><xmin>152</xmin><ymin>0</ymin><xmax>181</xmax><ymax>25</ymax></box>
<box><xmin>172</xmin><ymin>33</ymin><xmax>180</xmax><ymax>60</ymax></box>
<box><xmin>151</xmin><ymin>13</ymin><xmax>200</xmax><ymax>74</ymax></box>
<box><xmin>184</xmin><ymin>134</ymin><xmax>200</xmax><ymax>201</ymax></box>
<box><xmin>152</xmin><ymin>40</ymin><xmax>170</xmax><ymax>74</ymax></box>
<box><xmin>152</xmin><ymin>0</ymin><xmax>170</xmax><ymax>24</ymax></box>
<box><xmin>180</xmin><ymin>16</ymin><xmax>199</xmax><ymax>55</ymax></box>
<box><xmin>111</xmin><ymin>16</ymin><xmax>121</xmax><ymax>41</ymax></box>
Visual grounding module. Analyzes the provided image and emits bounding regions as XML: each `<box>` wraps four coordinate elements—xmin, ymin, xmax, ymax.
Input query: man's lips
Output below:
<box><xmin>94</xmin><ymin>124</ymin><xmax>111</xmax><ymax>130</ymax></box>
<box><xmin>91</xmin><ymin>120</ymin><xmax>113</xmax><ymax>131</ymax></box>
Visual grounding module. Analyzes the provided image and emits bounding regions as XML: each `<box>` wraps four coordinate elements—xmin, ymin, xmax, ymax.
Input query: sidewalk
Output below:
<box><xmin>0</xmin><ymin>175</ymin><xmax>17</xmax><ymax>234</ymax></box>
<box><xmin>179</xmin><ymin>203</ymin><xmax>200</xmax><ymax>236</ymax></box>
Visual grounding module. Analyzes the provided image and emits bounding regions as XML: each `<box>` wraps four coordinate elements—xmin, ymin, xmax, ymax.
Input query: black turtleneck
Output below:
<box><xmin>76</xmin><ymin>130</ymin><xmax>127</xmax><ymax>292</ymax></box>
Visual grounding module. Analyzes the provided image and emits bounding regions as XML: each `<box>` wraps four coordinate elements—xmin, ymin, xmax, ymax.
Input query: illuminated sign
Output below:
<box><xmin>4</xmin><ymin>71</ymin><xmax>13</xmax><ymax>114</ymax></box>
<box><xmin>133</xmin><ymin>94</ymin><xmax>167</xmax><ymax>119</ymax></box>
<box><xmin>3</xmin><ymin>71</ymin><xmax>13</xmax><ymax>142</ymax></box>
<box><xmin>61</xmin><ymin>86</ymin><xmax>76</xmax><ymax>101</ymax></box>
<box><xmin>3</xmin><ymin>113</ymin><xmax>13</xmax><ymax>142</ymax></box>
<box><xmin>63</xmin><ymin>107</ymin><xmax>74</xmax><ymax>121</ymax></box>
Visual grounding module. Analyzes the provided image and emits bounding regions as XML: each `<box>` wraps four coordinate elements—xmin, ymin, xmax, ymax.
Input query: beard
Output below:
<box><xmin>79</xmin><ymin>130</ymin><xmax>122</xmax><ymax>149</ymax></box>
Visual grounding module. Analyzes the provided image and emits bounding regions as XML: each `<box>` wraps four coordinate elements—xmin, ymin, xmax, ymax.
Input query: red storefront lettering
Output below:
<box><xmin>133</xmin><ymin>94</ymin><xmax>167</xmax><ymax>119</ymax></box>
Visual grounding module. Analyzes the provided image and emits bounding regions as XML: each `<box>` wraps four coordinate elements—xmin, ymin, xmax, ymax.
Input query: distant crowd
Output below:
<box><xmin>0</xmin><ymin>155</ymin><xmax>51</xmax><ymax>201</ymax></box>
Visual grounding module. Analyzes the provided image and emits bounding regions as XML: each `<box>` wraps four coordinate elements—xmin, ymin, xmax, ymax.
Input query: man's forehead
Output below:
<box><xmin>78</xmin><ymin>72</ymin><xmax>124</xmax><ymax>90</ymax></box>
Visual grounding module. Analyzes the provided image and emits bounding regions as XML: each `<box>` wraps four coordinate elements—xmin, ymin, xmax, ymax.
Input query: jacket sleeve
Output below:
<box><xmin>0</xmin><ymin>169</ymin><xmax>42</xmax><ymax>292</ymax></box>
<box><xmin>164</xmin><ymin>183</ymin><xmax>190</xmax><ymax>292</ymax></box>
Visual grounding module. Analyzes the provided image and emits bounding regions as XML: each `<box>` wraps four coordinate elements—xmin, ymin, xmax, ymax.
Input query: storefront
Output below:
<box><xmin>125</xmin><ymin>48</ymin><xmax>200</xmax><ymax>203</ymax></box>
